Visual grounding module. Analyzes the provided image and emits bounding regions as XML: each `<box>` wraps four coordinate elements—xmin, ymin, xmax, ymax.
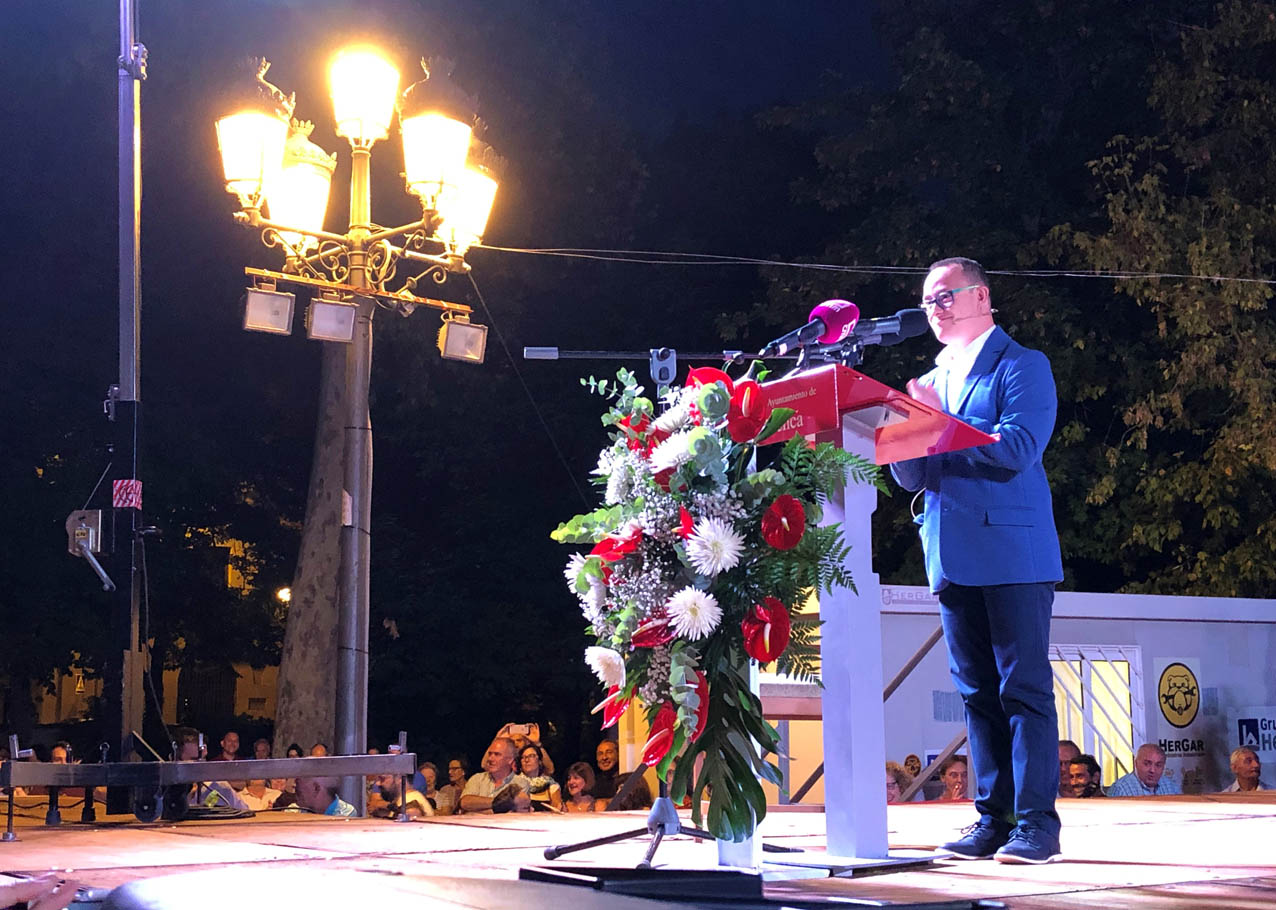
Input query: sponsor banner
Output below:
<box><xmin>1228</xmin><ymin>705</ymin><xmax>1276</xmax><ymax>766</ymax></box>
<box><xmin>1153</xmin><ymin>657</ymin><xmax>1212</xmax><ymax>792</ymax></box>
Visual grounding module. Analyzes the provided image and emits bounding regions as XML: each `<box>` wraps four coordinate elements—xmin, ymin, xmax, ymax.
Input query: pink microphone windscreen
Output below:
<box><xmin>808</xmin><ymin>299</ymin><xmax>860</xmax><ymax>344</ymax></box>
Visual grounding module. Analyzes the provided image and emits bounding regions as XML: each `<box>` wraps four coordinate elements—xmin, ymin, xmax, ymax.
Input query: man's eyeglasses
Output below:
<box><xmin>920</xmin><ymin>284</ymin><xmax>984</xmax><ymax>311</ymax></box>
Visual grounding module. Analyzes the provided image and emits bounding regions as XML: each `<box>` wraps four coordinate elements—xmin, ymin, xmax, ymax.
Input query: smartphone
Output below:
<box><xmin>507</xmin><ymin>724</ymin><xmax>530</xmax><ymax>736</ymax></box>
<box><xmin>387</xmin><ymin>744</ymin><xmax>403</xmax><ymax>754</ymax></box>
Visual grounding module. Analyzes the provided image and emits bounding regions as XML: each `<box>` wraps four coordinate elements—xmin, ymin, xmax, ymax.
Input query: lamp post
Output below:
<box><xmin>215</xmin><ymin>50</ymin><xmax>499</xmax><ymax>809</ymax></box>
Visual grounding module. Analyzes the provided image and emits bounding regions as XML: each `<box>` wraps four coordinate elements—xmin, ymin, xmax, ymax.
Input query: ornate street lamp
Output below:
<box><xmin>215</xmin><ymin>49</ymin><xmax>501</xmax><ymax>810</ymax></box>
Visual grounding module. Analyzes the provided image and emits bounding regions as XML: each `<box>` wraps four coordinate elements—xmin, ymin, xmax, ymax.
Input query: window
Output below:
<box><xmin>1050</xmin><ymin>644</ymin><xmax>1142</xmax><ymax>784</ymax></box>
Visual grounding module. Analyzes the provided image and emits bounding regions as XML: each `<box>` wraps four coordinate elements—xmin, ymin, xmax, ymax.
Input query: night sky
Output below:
<box><xmin>0</xmin><ymin>0</ymin><xmax>892</xmax><ymax>754</ymax></box>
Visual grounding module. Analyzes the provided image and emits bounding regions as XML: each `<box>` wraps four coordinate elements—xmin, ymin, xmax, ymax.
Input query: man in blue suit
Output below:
<box><xmin>891</xmin><ymin>257</ymin><xmax>1064</xmax><ymax>864</ymax></box>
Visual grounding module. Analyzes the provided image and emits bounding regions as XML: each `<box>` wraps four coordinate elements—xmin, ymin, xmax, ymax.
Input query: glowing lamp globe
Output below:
<box><xmin>329</xmin><ymin>48</ymin><xmax>400</xmax><ymax>145</ymax></box>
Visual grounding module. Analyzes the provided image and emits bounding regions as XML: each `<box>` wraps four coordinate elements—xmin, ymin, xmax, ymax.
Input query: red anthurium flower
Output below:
<box><xmin>742</xmin><ymin>597</ymin><xmax>792</xmax><ymax>663</ymax></box>
<box><xmin>685</xmin><ymin>367</ymin><xmax>735</xmax><ymax>394</ymax></box>
<box><xmin>726</xmin><ymin>379</ymin><xmax>773</xmax><ymax>443</ymax></box>
<box><xmin>593</xmin><ymin>686</ymin><xmax>630</xmax><ymax>729</ymax></box>
<box><xmin>632</xmin><ymin>614</ymin><xmax>675</xmax><ymax>648</ymax></box>
<box><xmin>641</xmin><ymin>701</ymin><xmax>678</xmax><ymax>767</ymax></box>
<box><xmin>690</xmin><ymin>669</ymin><xmax>711</xmax><ymax>741</ymax></box>
<box><xmin>675</xmin><ymin>505</ymin><xmax>695</xmax><ymax>540</ymax></box>
<box><xmin>761</xmin><ymin>495</ymin><xmax>806</xmax><ymax>550</ymax></box>
<box><xmin>590</xmin><ymin>524</ymin><xmax>643</xmax><ymax>562</ymax></box>
<box><xmin>619</xmin><ymin>413</ymin><xmax>651</xmax><ymax>452</ymax></box>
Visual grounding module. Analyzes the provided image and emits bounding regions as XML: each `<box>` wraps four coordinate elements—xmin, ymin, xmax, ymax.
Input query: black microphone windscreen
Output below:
<box><xmin>895</xmin><ymin>308</ymin><xmax>930</xmax><ymax>338</ymax></box>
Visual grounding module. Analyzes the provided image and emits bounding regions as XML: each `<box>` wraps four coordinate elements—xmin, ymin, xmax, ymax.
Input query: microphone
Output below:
<box><xmin>759</xmin><ymin>299</ymin><xmax>860</xmax><ymax>357</ymax></box>
<box><xmin>852</xmin><ymin>308</ymin><xmax>930</xmax><ymax>346</ymax></box>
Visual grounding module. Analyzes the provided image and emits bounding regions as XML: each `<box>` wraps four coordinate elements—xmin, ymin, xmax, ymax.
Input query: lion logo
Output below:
<box><xmin>1158</xmin><ymin>662</ymin><xmax>1199</xmax><ymax>728</ymax></box>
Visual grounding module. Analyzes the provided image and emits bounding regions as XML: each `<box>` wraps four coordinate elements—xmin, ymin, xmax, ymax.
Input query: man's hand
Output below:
<box><xmin>907</xmin><ymin>378</ymin><xmax>944</xmax><ymax>412</ymax></box>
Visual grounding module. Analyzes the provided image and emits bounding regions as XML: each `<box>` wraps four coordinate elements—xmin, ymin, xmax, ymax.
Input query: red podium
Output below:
<box><xmin>759</xmin><ymin>363</ymin><xmax>996</xmax><ymax>463</ymax></box>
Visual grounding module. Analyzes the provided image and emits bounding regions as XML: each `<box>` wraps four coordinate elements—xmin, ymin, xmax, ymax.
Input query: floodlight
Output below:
<box><xmin>306</xmin><ymin>295</ymin><xmax>359</xmax><ymax>342</ymax></box>
<box><xmin>243</xmin><ymin>286</ymin><xmax>295</xmax><ymax>335</ymax></box>
<box><xmin>437</xmin><ymin>314</ymin><xmax>487</xmax><ymax>363</ymax></box>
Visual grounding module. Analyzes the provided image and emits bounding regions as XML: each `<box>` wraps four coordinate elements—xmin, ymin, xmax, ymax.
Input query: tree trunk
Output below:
<box><xmin>274</xmin><ymin>344</ymin><xmax>345</xmax><ymax>755</ymax></box>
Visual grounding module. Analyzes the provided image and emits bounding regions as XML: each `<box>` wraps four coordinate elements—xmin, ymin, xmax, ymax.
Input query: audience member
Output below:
<box><xmin>370</xmin><ymin>773</ymin><xmax>433</xmax><ymax>818</ymax></box>
<box><xmin>252</xmin><ymin>738</ymin><xmax>271</xmax><ymax>760</ymax></box>
<box><xmin>175</xmin><ymin>728</ymin><xmax>247</xmax><ymax>810</ymax></box>
<box><xmin>240</xmin><ymin>779</ymin><xmax>281</xmax><ymax>811</ymax></box>
<box><xmin>886</xmin><ymin>761</ymin><xmax>913</xmax><ymax>804</ymax></box>
<box><xmin>310</xmin><ymin>743</ymin><xmax>329</xmax><ymax>757</ymax></box>
<box><xmin>593</xmin><ymin>740</ymin><xmax>620</xmax><ymax>800</ymax></box>
<box><xmin>1223</xmin><ymin>746</ymin><xmax>1273</xmax><ymax>792</ymax></box>
<box><xmin>1066</xmin><ymin>754</ymin><xmax>1104</xmax><ymax>798</ymax></box>
<box><xmin>934</xmin><ymin>756</ymin><xmax>969</xmax><ymax>801</ymax></box>
<box><xmin>518</xmin><ymin>744</ymin><xmax>563</xmax><ymax>811</ymax></box>
<box><xmin>564</xmin><ymin>762</ymin><xmax>602</xmax><ymax>813</ymax></box>
<box><xmin>1057</xmin><ymin>740</ymin><xmax>1081</xmax><ymax>798</ymax></box>
<box><xmin>286</xmin><ymin>743</ymin><xmax>304</xmax><ymax>758</ymax></box>
<box><xmin>438</xmin><ymin>757</ymin><xmax>467</xmax><ymax>815</ymax></box>
<box><xmin>295</xmin><ymin>776</ymin><xmax>355</xmax><ymax>816</ymax></box>
<box><xmin>50</xmin><ymin>742</ymin><xmax>72</xmax><ymax>764</ymax></box>
<box><xmin>459</xmin><ymin>738</ymin><xmax>531</xmax><ymax>813</ymax></box>
<box><xmin>1107</xmin><ymin>744</ymin><xmax>1180</xmax><ymax>797</ymax></box>
<box><xmin>208</xmin><ymin>731</ymin><xmax>240</xmax><ymax>762</ymax></box>
<box><xmin>608</xmin><ymin>771</ymin><xmax>654</xmax><ymax>811</ymax></box>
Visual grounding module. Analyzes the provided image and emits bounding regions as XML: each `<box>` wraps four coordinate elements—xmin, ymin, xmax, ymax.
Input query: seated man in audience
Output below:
<box><xmin>175</xmin><ymin>728</ymin><xmax>248</xmax><ymax>810</ymax></box>
<box><xmin>207</xmin><ymin>730</ymin><xmax>240</xmax><ymax>762</ymax></box>
<box><xmin>593</xmin><ymin>739</ymin><xmax>621</xmax><ymax>800</ymax></box>
<box><xmin>460</xmin><ymin>737</ymin><xmax>531</xmax><ymax>813</ymax></box>
<box><xmin>933</xmin><ymin>755</ymin><xmax>969</xmax><ymax>801</ymax></box>
<box><xmin>1066</xmin><ymin>754</ymin><xmax>1104</xmax><ymax>797</ymax></box>
<box><xmin>310</xmin><ymin>743</ymin><xmax>329</xmax><ymax>757</ymax></box>
<box><xmin>252</xmin><ymin>738</ymin><xmax>271</xmax><ymax>760</ymax></box>
<box><xmin>1107</xmin><ymin>743</ymin><xmax>1180</xmax><ymax>796</ymax></box>
<box><xmin>295</xmin><ymin>776</ymin><xmax>355</xmax><ymax>816</ymax></box>
<box><xmin>1057</xmin><ymin>740</ymin><xmax>1081</xmax><ymax>798</ymax></box>
<box><xmin>240</xmin><ymin>779</ymin><xmax>281</xmax><ymax>811</ymax></box>
<box><xmin>370</xmin><ymin>772</ymin><xmax>433</xmax><ymax>818</ymax></box>
<box><xmin>1222</xmin><ymin>746</ymin><xmax>1273</xmax><ymax>792</ymax></box>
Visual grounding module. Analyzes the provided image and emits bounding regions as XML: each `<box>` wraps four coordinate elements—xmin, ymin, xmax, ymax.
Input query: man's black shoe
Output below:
<box><xmin>939</xmin><ymin>820</ymin><xmax>1013</xmax><ymax>859</ymax></box>
<box><xmin>994</xmin><ymin>823</ymin><xmax>1062</xmax><ymax>864</ymax></box>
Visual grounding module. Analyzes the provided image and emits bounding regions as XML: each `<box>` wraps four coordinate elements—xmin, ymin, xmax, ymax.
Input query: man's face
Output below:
<box><xmin>596</xmin><ymin>741</ymin><xmax>618</xmax><ymax>772</ymax></box>
<box><xmin>253</xmin><ymin>740</ymin><xmax>270</xmax><ymax>760</ymax></box>
<box><xmin>942</xmin><ymin>763</ymin><xmax>967</xmax><ymax>798</ymax></box>
<box><xmin>1067</xmin><ymin>762</ymin><xmax>1096</xmax><ymax>796</ymax></box>
<box><xmin>1135</xmin><ymin>749</ymin><xmax>1166</xmax><ymax>787</ymax></box>
<box><xmin>221</xmin><ymin>732</ymin><xmax>240</xmax><ymax>756</ymax></box>
<box><xmin>310</xmin><ymin>744</ymin><xmax>328</xmax><ymax>757</ymax></box>
<box><xmin>1058</xmin><ymin>744</ymin><xmax>1081</xmax><ymax>785</ymax></box>
<box><xmin>922</xmin><ymin>264</ymin><xmax>990</xmax><ymax>347</ymax></box>
<box><xmin>295</xmin><ymin>778</ymin><xmax>324</xmax><ymax>813</ymax></box>
<box><xmin>421</xmin><ymin>766</ymin><xmax>437</xmax><ymax>790</ymax></box>
<box><xmin>484</xmin><ymin>740</ymin><xmax>515</xmax><ymax>777</ymax></box>
<box><xmin>50</xmin><ymin>746</ymin><xmax>69</xmax><ymax>764</ymax></box>
<box><xmin>178</xmin><ymin>741</ymin><xmax>200</xmax><ymax>761</ymax></box>
<box><xmin>1233</xmin><ymin>750</ymin><xmax>1261</xmax><ymax>783</ymax></box>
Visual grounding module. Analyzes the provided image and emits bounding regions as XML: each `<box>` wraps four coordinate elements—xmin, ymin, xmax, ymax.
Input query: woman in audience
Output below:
<box><xmin>563</xmin><ymin>761</ymin><xmax>601</xmax><ymax>813</ymax></box>
<box><xmin>886</xmin><ymin>761</ymin><xmax>913</xmax><ymax>804</ymax></box>
<box><xmin>286</xmin><ymin>743</ymin><xmax>304</xmax><ymax>758</ymax></box>
<box><xmin>519</xmin><ymin>743</ymin><xmax>563</xmax><ymax>811</ymax></box>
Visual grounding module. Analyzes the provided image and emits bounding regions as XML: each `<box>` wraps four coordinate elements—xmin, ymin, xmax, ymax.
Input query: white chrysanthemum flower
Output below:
<box><xmin>563</xmin><ymin>553</ymin><xmax>588</xmax><ymax>591</ymax></box>
<box><xmin>584</xmin><ymin>646</ymin><xmax>626</xmax><ymax>688</ymax></box>
<box><xmin>685</xmin><ymin>517</ymin><xmax>745</xmax><ymax>576</ymax></box>
<box><xmin>653</xmin><ymin>397</ymin><xmax>693</xmax><ymax>434</ymax></box>
<box><xmin>649</xmin><ymin>430</ymin><xmax>694</xmax><ymax>474</ymax></box>
<box><xmin>666</xmin><ymin>587</ymin><xmax>722</xmax><ymax>640</ymax></box>
<box><xmin>605</xmin><ymin>464</ymin><xmax>633</xmax><ymax>504</ymax></box>
<box><xmin>592</xmin><ymin>446</ymin><xmax>621</xmax><ymax>476</ymax></box>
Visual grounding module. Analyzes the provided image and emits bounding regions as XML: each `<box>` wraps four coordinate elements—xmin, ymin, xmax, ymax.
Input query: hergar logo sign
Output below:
<box><xmin>1158</xmin><ymin>662</ymin><xmax>1199</xmax><ymax>729</ymax></box>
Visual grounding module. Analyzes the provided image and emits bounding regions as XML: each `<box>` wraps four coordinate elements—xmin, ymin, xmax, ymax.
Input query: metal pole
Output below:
<box><xmin>105</xmin><ymin>0</ymin><xmax>147</xmax><ymax>815</ymax></box>
<box><xmin>335</xmin><ymin>146</ymin><xmax>373</xmax><ymax>814</ymax></box>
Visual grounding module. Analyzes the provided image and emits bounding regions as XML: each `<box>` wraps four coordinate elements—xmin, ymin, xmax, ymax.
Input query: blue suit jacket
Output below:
<box><xmin>890</xmin><ymin>326</ymin><xmax>1063</xmax><ymax>592</ymax></box>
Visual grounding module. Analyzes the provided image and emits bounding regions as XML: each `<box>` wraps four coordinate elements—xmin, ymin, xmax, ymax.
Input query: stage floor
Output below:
<box><xmin>1</xmin><ymin>792</ymin><xmax>1274</xmax><ymax>908</ymax></box>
